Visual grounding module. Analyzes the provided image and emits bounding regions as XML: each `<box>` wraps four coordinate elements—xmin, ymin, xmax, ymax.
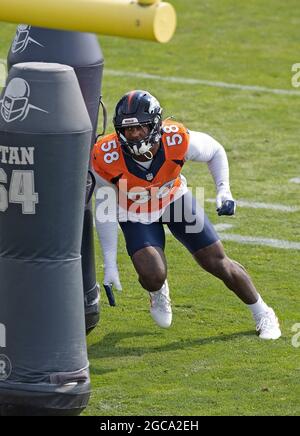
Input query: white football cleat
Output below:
<box><xmin>149</xmin><ymin>281</ymin><xmax>172</xmax><ymax>328</ymax></box>
<box><xmin>255</xmin><ymin>308</ymin><xmax>281</xmax><ymax>340</ymax></box>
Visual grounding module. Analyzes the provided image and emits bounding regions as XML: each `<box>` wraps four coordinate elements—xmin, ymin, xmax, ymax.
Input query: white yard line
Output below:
<box><xmin>105</xmin><ymin>69</ymin><xmax>300</xmax><ymax>97</ymax></box>
<box><xmin>164</xmin><ymin>224</ymin><xmax>300</xmax><ymax>250</ymax></box>
<box><xmin>2</xmin><ymin>60</ymin><xmax>297</xmax><ymax>97</ymax></box>
<box><xmin>206</xmin><ymin>198</ymin><xmax>299</xmax><ymax>213</ymax></box>
<box><xmin>219</xmin><ymin>233</ymin><xmax>300</xmax><ymax>251</ymax></box>
<box><xmin>213</xmin><ymin>223</ymin><xmax>235</xmax><ymax>232</ymax></box>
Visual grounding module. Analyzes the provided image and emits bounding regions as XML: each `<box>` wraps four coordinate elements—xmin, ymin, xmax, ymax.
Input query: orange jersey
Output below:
<box><xmin>92</xmin><ymin>120</ymin><xmax>190</xmax><ymax>215</ymax></box>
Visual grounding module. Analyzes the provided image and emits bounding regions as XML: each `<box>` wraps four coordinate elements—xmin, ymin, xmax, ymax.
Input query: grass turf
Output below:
<box><xmin>0</xmin><ymin>0</ymin><xmax>299</xmax><ymax>416</ymax></box>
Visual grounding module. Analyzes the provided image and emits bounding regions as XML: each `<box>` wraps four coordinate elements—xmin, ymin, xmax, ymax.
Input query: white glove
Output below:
<box><xmin>103</xmin><ymin>265</ymin><xmax>122</xmax><ymax>291</ymax></box>
<box><xmin>216</xmin><ymin>186</ymin><xmax>236</xmax><ymax>216</ymax></box>
<box><xmin>216</xmin><ymin>186</ymin><xmax>233</xmax><ymax>209</ymax></box>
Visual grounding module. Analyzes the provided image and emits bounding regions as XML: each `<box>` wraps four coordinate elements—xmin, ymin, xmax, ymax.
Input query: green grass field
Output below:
<box><xmin>1</xmin><ymin>0</ymin><xmax>300</xmax><ymax>416</ymax></box>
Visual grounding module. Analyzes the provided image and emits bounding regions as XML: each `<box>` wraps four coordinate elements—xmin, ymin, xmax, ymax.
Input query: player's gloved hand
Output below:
<box><xmin>216</xmin><ymin>187</ymin><xmax>236</xmax><ymax>216</ymax></box>
<box><xmin>103</xmin><ymin>265</ymin><xmax>122</xmax><ymax>307</ymax></box>
<box><xmin>104</xmin><ymin>265</ymin><xmax>122</xmax><ymax>291</ymax></box>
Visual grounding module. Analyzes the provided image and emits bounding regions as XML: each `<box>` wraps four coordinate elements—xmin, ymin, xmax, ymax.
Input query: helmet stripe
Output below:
<box><xmin>127</xmin><ymin>91</ymin><xmax>136</xmax><ymax>111</ymax></box>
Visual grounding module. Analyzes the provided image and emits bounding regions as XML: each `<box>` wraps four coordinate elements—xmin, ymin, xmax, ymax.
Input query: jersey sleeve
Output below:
<box><xmin>161</xmin><ymin>120</ymin><xmax>190</xmax><ymax>159</ymax></box>
<box><xmin>92</xmin><ymin>134</ymin><xmax>122</xmax><ymax>183</ymax></box>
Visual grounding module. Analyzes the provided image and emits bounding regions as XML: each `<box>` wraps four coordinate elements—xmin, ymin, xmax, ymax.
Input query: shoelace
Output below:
<box><xmin>151</xmin><ymin>291</ymin><xmax>171</xmax><ymax>311</ymax></box>
<box><xmin>256</xmin><ymin>312</ymin><xmax>276</xmax><ymax>332</ymax></box>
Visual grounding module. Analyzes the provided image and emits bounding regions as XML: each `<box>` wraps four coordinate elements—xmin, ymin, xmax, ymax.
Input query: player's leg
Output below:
<box><xmin>193</xmin><ymin>241</ymin><xmax>281</xmax><ymax>339</ymax></box>
<box><xmin>133</xmin><ymin>245</ymin><xmax>167</xmax><ymax>292</ymax></box>
<box><xmin>119</xmin><ymin>221</ymin><xmax>172</xmax><ymax>328</ymax></box>
<box><xmin>194</xmin><ymin>240</ymin><xmax>259</xmax><ymax>304</ymax></box>
<box><xmin>166</xmin><ymin>191</ymin><xmax>281</xmax><ymax>339</ymax></box>
<box><xmin>167</xmin><ymin>191</ymin><xmax>258</xmax><ymax>304</ymax></box>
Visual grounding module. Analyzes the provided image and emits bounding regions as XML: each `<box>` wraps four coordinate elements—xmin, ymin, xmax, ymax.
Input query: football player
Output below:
<box><xmin>92</xmin><ymin>90</ymin><xmax>281</xmax><ymax>340</ymax></box>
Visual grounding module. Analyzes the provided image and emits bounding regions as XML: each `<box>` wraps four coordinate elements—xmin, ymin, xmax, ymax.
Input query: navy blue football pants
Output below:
<box><xmin>119</xmin><ymin>191</ymin><xmax>219</xmax><ymax>257</ymax></box>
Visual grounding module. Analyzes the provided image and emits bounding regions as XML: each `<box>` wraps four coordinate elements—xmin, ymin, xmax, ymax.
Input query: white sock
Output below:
<box><xmin>150</xmin><ymin>280</ymin><xmax>169</xmax><ymax>296</ymax></box>
<box><xmin>248</xmin><ymin>294</ymin><xmax>269</xmax><ymax>319</ymax></box>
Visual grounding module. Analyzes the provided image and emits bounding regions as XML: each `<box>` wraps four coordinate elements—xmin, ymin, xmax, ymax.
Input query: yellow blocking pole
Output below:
<box><xmin>138</xmin><ymin>0</ymin><xmax>160</xmax><ymax>4</ymax></box>
<box><xmin>0</xmin><ymin>0</ymin><xmax>176</xmax><ymax>43</ymax></box>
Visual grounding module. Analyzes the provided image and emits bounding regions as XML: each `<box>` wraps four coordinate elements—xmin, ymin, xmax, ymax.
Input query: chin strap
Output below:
<box><xmin>129</xmin><ymin>144</ymin><xmax>153</xmax><ymax>160</ymax></box>
<box><xmin>126</xmin><ymin>139</ymin><xmax>153</xmax><ymax>159</ymax></box>
<box><xmin>144</xmin><ymin>150</ymin><xmax>153</xmax><ymax>160</ymax></box>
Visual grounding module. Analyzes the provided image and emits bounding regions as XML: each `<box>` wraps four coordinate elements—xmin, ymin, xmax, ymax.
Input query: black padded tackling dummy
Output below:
<box><xmin>0</xmin><ymin>62</ymin><xmax>92</xmax><ymax>415</ymax></box>
<box><xmin>7</xmin><ymin>26</ymin><xmax>104</xmax><ymax>333</ymax></box>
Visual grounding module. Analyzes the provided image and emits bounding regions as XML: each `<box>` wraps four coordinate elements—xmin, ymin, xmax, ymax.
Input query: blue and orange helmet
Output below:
<box><xmin>113</xmin><ymin>90</ymin><xmax>163</xmax><ymax>158</ymax></box>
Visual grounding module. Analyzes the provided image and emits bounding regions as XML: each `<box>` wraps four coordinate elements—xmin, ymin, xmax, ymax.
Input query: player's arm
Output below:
<box><xmin>185</xmin><ymin>131</ymin><xmax>236</xmax><ymax>216</ymax></box>
<box><xmin>92</xmin><ymin>170</ymin><xmax>122</xmax><ymax>292</ymax></box>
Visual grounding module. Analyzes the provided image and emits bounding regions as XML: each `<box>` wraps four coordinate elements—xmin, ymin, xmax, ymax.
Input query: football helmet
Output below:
<box><xmin>113</xmin><ymin>90</ymin><xmax>162</xmax><ymax>159</ymax></box>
